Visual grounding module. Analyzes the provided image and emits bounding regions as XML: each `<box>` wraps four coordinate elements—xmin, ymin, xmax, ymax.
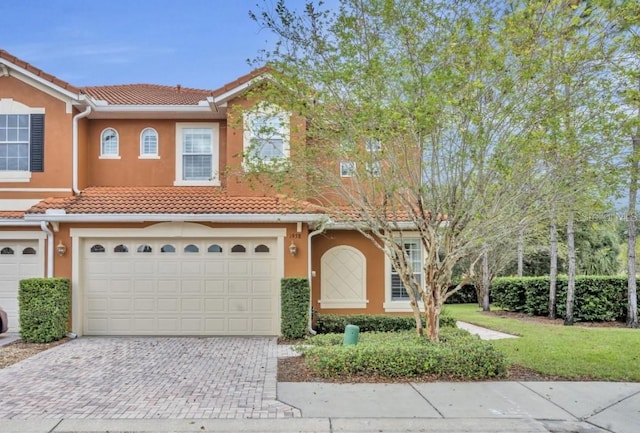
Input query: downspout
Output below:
<box><xmin>72</xmin><ymin>105</ymin><xmax>92</xmax><ymax>194</ymax></box>
<box><xmin>307</xmin><ymin>222</ymin><xmax>327</xmax><ymax>335</ymax></box>
<box><xmin>40</xmin><ymin>221</ymin><xmax>54</xmax><ymax>278</ymax></box>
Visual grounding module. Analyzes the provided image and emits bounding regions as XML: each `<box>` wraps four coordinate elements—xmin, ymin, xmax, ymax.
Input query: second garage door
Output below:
<box><xmin>82</xmin><ymin>238</ymin><xmax>278</xmax><ymax>336</ymax></box>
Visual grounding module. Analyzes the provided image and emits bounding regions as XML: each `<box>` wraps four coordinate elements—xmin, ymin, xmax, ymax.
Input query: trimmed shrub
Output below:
<box><xmin>300</xmin><ymin>328</ymin><xmax>507</xmax><ymax>380</ymax></box>
<box><xmin>315</xmin><ymin>312</ymin><xmax>456</xmax><ymax>334</ymax></box>
<box><xmin>492</xmin><ymin>276</ymin><xmax>634</xmax><ymax>322</ymax></box>
<box><xmin>281</xmin><ymin>278</ymin><xmax>310</xmax><ymax>339</ymax></box>
<box><xmin>19</xmin><ymin>278</ymin><xmax>70</xmax><ymax>343</ymax></box>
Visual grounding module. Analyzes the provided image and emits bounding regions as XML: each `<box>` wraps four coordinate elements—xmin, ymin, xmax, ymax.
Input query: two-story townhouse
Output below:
<box><xmin>0</xmin><ymin>49</ymin><xmax>419</xmax><ymax>337</ymax></box>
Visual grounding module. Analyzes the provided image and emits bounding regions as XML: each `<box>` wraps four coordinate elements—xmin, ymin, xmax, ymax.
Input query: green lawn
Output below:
<box><xmin>445</xmin><ymin>304</ymin><xmax>640</xmax><ymax>381</ymax></box>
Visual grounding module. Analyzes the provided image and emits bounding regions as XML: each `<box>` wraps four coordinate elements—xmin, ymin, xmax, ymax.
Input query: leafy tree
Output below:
<box><xmin>249</xmin><ymin>0</ymin><xmax>571</xmax><ymax>340</ymax></box>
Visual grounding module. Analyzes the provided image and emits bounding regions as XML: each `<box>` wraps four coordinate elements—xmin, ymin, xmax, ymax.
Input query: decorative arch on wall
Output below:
<box><xmin>320</xmin><ymin>245</ymin><xmax>367</xmax><ymax>309</ymax></box>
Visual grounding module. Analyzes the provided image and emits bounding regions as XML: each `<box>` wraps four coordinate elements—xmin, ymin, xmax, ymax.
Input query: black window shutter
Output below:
<box><xmin>30</xmin><ymin>114</ymin><xmax>45</xmax><ymax>172</ymax></box>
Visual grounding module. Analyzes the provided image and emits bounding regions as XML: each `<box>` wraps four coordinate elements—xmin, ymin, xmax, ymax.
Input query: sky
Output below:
<box><xmin>0</xmin><ymin>0</ymin><xmax>321</xmax><ymax>90</ymax></box>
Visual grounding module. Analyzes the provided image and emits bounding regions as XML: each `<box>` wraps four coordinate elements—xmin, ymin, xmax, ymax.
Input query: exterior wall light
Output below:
<box><xmin>56</xmin><ymin>241</ymin><xmax>67</xmax><ymax>256</ymax></box>
<box><xmin>289</xmin><ymin>241</ymin><xmax>298</xmax><ymax>256</ymax></box>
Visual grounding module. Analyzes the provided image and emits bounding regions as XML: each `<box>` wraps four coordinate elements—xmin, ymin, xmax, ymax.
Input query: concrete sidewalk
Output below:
<box><xmin>2</xmin><ymin>381</ymin><xmax>638</xmax><ymax>432</ymax></box>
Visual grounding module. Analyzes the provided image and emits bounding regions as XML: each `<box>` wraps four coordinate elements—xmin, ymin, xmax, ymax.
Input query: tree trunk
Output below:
<box><xmin>425</xmin><ymin>283</ymin><xmax>440</xmax><ymax>341</ymax></box>
<box><xmin>482</xmin><ymin>250</ymin><xmax>490</xmax><ymax>311</ymax></box>
<box><xmin>517</xmin><ymin>228</ymin><xmax>524</xmax><ymax>277</ymax></box>
<box><xmin>628</xmin><ymin>132</ymin><xmax>639</xmax><ymax>328</ymax></box>
<box><xmin>549</xmin><ymin>219</ymin><xmax>558</xmax><ymax>319</ymax></box>
<box><xmin>565</xmin><ymin>216</ymin><xmax>576</xmax><ymax>326</ymax></box>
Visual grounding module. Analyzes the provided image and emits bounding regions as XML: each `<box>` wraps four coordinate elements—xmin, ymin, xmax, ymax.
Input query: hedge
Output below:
<box><xmin>315</xmin><ymin>312</ymin><xmax>456</xmax><ymax>334</ymax></box>
<box><xmin>300</xmin><ymin>327</ymin><xmax>507</xmax><ymax>380</ymax></box>
<box><xmin>19</xmin><ymin>278</ymin><xmax>70</xmax><ymax>343</ymax></box>
<box><xmin>492</xmin><ymin>276</ymin><xmax>634</xmax><ymax>322</ymax></box>
<box><xmin>281</xmin><ymin>278</ymin><xmax>310</xmax><ymax>339</ymax></box>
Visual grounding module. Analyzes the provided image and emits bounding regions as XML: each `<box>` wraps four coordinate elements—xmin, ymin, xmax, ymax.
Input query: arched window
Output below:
<box><xmin>140</xmin><ymin>128</ymin><xmax>158</xmax><ymax>157</ymax></box>
<box><xmin>137</xmin><ymin>244</ymin><xmax>152</xmax><ymax>253</ymax></box>
<box><xmin>90</xmin><ymin>244</ymin><xmax>105</xmax><ymax>253</ymax></box>
<box><xmin>114</xmin><ymin>244</ymin><xmax>129</xmax><ymax>253</ymax></box>
<box><xmin>22</xmin><ymin>247</ymin><xmax>37</xmax><ymax>255</ymax></box>
<box><xmin>254</xmin><ymin>244</ymin><xmax>270</xmax><ymax>253</ymax></box>
<box><xmin>0</xmin><ymin>247</ymin><xmax>14</xmax><ymax>255</ymax></box>
<box><xmin>208</xmin><ymin>244</ymin><xmax>222</xmax><ymax>253</ymax></box>
<box><xmin>231</xmin><ymin>244</ymin><xmax>246</xmax><ymax>253</ymax></box>
<box><xmin>100</xmin><ymin>128</ymin><xmax>119</xmax><ymax>157</ymax></box>
<box><xmin>161</xmin><ymin>244</ymin><xmax>176</xmax><ymax>253</ymax></box>
<box><xmin>184</xmin><ymin>244</ymin><xmax>199</xmax><ymax>253</ymax></box>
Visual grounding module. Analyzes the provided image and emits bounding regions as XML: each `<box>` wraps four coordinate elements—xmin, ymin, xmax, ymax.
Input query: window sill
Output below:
<box><xmin>173</xmin><ymin>179</ymin><xmax>221</xmax><ymax>187</ymax></box>
<box><xmin>383</xmin><ymin>301</ymin><xmax>423</xmax><ymax>313</ymax></box>
<box><xmin>0</xmin><ymin>171</ymin><xmax>32</xmax><ymax>183</ymax></box>
<box><xmin>99</xmin><ymin>155</ymin><xmax>121</xmax><ymax>160</ymax></box>
<box><xmin>138</xmin><ymin>155</ymin><xmax>160</xmax><ymax>160</ymax></box>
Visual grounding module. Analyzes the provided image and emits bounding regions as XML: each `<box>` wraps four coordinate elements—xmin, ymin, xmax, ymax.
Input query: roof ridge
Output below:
<box><xmin>82</xmin><ymin>83</ymin><xmax>213</xmax><ymax>94</ymax></box>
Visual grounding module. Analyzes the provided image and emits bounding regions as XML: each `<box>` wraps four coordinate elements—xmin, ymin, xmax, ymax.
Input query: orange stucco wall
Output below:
<box><xmin>311</xmin><ymin>230</ymin><xmax>386</xmax><ymax>315</ymax></box>
<box><xmin>0</xmin><ymin>76</ymin><xmax>73</xmax><ymax>190</ymax></box>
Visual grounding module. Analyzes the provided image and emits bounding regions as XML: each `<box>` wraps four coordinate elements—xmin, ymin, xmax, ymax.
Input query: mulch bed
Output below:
<box><xmin>278</xmin><ymin>310</ymin><xmax>627</xmax><ymax>383</ymax></box>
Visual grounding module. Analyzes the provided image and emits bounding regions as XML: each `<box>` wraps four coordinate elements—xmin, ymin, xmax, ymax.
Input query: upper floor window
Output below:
<box><xmin>0</xmin><ymin>99</ymin><xmax>45</xmax><ymax>182</ymax></box>
<box><xmin>0</xmin><ymin>114</ymin><xmax>29</xmax><ymax>172</ymax></box>
<box><xmin>174</xmin><ymin>123</ymin><xmax>220</xmax><ymax>186</ymax></box>
<box><xmin>340</xmin><ymin>161</ymin><xmax>356</xmax><ymax>178</ymax></box>
<box><xmin>243</xmin><ymin>104</ymin><xmax>289</xmax><ymax>166</ymax></box>
<box><xmin>100</xmin><ymin>128</ymin><xmax>119</xmax><ymax>158</ymax></box>
<box><xmin>139</xmin><ymin>128</ymin><xmax>159</xmax><ymax>158</ymax></box>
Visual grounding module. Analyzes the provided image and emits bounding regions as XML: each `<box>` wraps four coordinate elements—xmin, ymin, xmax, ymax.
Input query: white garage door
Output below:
<box><xmin>82</xmin><ymin>238</ymin><xmax>279</xmax><ymax>336</ymax></box>
<box><xmin>0</xmin><ymin>240</ymin><xmax>42</xmax><ymax>331</ymax></box>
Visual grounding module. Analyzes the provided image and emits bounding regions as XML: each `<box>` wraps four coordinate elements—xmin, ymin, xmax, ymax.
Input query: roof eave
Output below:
<box><xmin>0</xmin><ymin>57</ymin><xmax>80</xmax><ymax>101</ymax></box>
<box><xmin>24</xmin><ymin>212</ymin><xmax>324</xmax><ymax>224</ymax></box>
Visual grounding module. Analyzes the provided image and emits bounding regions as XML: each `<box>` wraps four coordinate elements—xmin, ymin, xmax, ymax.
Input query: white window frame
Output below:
<box><xmin>139</xmin><ymin>127</ymin><xmax>159</xmax><ymax>159</ymax></box>
<box><xmin>0</xmin><ymin>114</ymin><xmax>30</xmax><ymax>173</ymax></box>
<box><xmin>100</xmin><ymin>128</ymin><xmax>120</xmax><ymax>159</ymax></box>
<box><xmin>174</xmin><ymin>122</ymin><xmax>220</xmax><ymax>186</ymax></box>
<box><xmin>243</xmin><ymin>103</ymin><xmax>290</xmax><ymax>167</ymax></box>
<box><xmin>340</xmin><ymin>161</ymin><xmax>356</xmax><ymax>177</ymax></box>
<box><xmin>383</xmin><ymin>235</ymin><xmax>425</xmax><ymax>312</ymax></box>
<box><xmin>0</xmin><ymin>99</ymin><xmax>43</xmax><ymax>183</ymax></box>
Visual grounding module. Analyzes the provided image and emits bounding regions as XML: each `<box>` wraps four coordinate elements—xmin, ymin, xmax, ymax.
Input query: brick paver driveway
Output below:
<box><xmin>0</xmin><ymin>337</ymin><xmax>300</xmax><ymax>419</ymax></box>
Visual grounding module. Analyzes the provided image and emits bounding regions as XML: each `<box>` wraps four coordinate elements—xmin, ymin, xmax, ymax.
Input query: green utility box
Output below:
<box><xmin>343</xmin><ymin>324</ymin><xmax>360</xmax><ymax>345</ymax></box>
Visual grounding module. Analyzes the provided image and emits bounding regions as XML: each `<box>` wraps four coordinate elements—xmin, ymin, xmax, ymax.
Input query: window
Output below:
<box><xmin>22</xmin><ymin>247</ymin><xmax>36</xmax><ymax>255</ymax></box>
<box><xmin>366</xmin><ymin>161</ymin><xmax>381</xmax><ymax>177</ymax></box>
<box><xmin>0</xmin><ymin>247</ymin><xmax>14</xmax><ymax>255</ymax></box>
<box><xmin>90</xmin><ymin>244</ymin><xmax>105</xmax><ymax>253</ymax></box>
<box><xmin>208</xmin><ymin>244</ymin><xmax>222</xmax><ymax>253</ymax></box>
<box><xmin>231</xmin><ymin>244</ymin><xmax>246</xmax><ymax>253</ymax></box>
<box><xmin>161</xmin><ymin>244</ymin><xmax>176</xmax><ymax>253</ymax></box>
<box><xmin>243</xmin><ymin>104</ymin><xmax>289</xmax><ymax>165</ymax></box>
<box><xmin>340</xmin><ymin>162</ymin><xmax>356</xmax><ymax>177</ymax></box>
<box><xmin>174</xmin><ymin>123</ymin><xmax>219</xmax><ymax>186</ymax></box>
<box><xmin>0</xmin><ymin>114</ymin><xmax>29</xmax><ymax>171</ymax></box>
<box><xmin>391</xmin><ymin>240</ymin><xmax>422</xmax><ymax>301</ymax></box>
<box><xmin>100</xmin><ymin>128</ymin><xmax>119</xmax><ymax>158</ymax></box>
<box><xmin>137</xmin><ymin>244</ymin><xmax>152</xmax><ymax>253</ymax></box>
<box><xmin>255</xmin><ymin>244</ymin><xmax>270</xmax><ymax>253</ymax></box>
<box><xmin>0</xmin><ymin>99</ymin><xmax>44</xmax><ymax>181</ymax></box>
<box><xmin>366</xmin><ymin>138</ymin><xmax>382</xmax><ymax>152</ymax></box>
<box><xmin>184</xmin><ymin>244</ymin><xmax>199</xmax><ymax>253</ymax></box>
<box><xmin>139</xmin><ymin>128</ymin><xmax>159</xmax><ymax>158</ymax></box>
<box><xmin>114</xmin><ymin>244</ymin><xmax>129</xmax><ymax>253</ymax></box>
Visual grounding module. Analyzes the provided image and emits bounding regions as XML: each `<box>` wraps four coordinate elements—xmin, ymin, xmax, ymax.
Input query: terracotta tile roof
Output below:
<box><xmin>81</xmin><ymin>66</ymin><xmax>272</xmax><ymax>106</ymax></box>
<box><xmin>82</xmin><ymin>84</ymin><xmax>213</xmax><ymax>106</ymax></box>
<box><xmin>0</xmin><ymin>211</ymin><xmax>25</xmax><ymax>219</ymax></box>
<box><xmin>26</xmin><ymin>187</ymin><xmax>321</xmax><ymax>215</ymax></box>
<box><xmin>0</xmin><ymin>49</ymin><xmax>81</xmax><ymax>94</ymax></box>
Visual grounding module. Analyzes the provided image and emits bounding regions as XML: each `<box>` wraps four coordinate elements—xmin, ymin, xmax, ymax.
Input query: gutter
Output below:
<box><xmin>40</xmin><ymin>221</ymin><xmax>54</xmax><ymax>278</ymax></box>
<box><xmin>72</xmin><ymin>104</ymin><xmax>92</xmax><ymax>194</ymax></box>
<box><xmin>26</xmin><ymin>212</ymin><xmax>323</xmax><ymax>224</ymax></box>
<box><xmin>0</xmin><ymin>221</ymin><xmax>42</xmax><ymax>226</ymax></box>
<box><xmin>307</xmin><ymin>221</ymin><xmax>328</xmax><ymax>335</ymax></box>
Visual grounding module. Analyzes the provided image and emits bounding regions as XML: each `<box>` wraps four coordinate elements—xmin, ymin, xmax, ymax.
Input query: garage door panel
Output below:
<box><xmin>228</xmin><ymin>261</ymin><xmax>249</xmax><ymax>275</ymax></box>
<box><xmin>0</xmin><ymin>240</ymin><xmax>42</xmax><ymax>331</ymax></box>
<box><xmin>83</xmin><ymin>237</ymin><xmax>278</xmax><ymax>336</ymax></box>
